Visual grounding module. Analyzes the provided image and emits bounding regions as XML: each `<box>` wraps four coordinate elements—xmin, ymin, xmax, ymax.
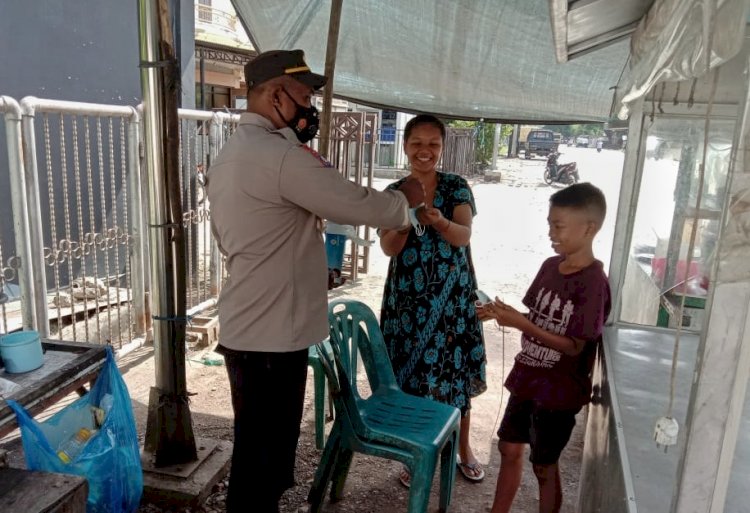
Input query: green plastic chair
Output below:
<box><xmin>308</xmin><ymin>341</ymin><xmax>335</xmax><ymax>450</ymax></box>
<box><xmin>308</xmin><ymin>299</ymin><xmax>460</xmax><ymax>513</ymax></box>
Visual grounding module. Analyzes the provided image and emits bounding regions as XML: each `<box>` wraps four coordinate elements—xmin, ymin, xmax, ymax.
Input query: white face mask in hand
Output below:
<box><xmin>409</xmin><ymin>204</ymin><xmax>426</xmax><ymax>237</ymax></box>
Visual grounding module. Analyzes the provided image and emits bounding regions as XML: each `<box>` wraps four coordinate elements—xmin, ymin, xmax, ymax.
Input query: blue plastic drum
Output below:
<box><xmin>325</xmin><ymin>233</ymin><xmax>347</xmax><ymax>272</ymax></box>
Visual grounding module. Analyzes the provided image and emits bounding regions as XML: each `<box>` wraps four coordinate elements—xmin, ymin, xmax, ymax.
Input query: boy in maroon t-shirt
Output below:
<box><xmin>478</xmin><ymin>183</ymin><xmax>611</xmax><ymax>513</ymax></box>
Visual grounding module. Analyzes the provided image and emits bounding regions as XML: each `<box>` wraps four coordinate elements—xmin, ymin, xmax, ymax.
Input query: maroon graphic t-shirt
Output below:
<box><xmin>505</xmin><ymin>255</ymin><xmax>611</xmax><ymax>410</ymax></box>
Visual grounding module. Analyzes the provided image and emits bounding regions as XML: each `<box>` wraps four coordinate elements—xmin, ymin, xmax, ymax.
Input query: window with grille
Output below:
<box><xmin>198</xmin><ymin>0</ymin><xmax>212</xmax><ymax>22</ymax></box>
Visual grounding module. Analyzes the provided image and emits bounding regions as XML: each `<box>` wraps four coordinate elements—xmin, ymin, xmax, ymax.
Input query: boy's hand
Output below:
<box><xmin>484</xmin><ymin>298</ymin><xmax>527</xmax><ymax>330</ymax></box>
<box><xmin>476</xmin><ymin>303</ymin><xmax>497</xmax><ymax>322</ymax></box>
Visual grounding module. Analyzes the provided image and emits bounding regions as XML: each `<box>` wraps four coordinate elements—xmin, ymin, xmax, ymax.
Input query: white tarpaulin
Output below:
<box><xmin>618</xmin><ymin>0</ymin><xmax>749</xmax><ymax>117</ymax></box>
<box><xmin>231</xmin><ymin>0</ymin><xmax>631</xmax><ymax>122</ymax></box>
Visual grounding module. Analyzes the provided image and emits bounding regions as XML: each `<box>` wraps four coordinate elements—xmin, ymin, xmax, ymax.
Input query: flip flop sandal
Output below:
<box><xmin>398</xmin><ymin>465</ymin><xmax>411</xmax><ymax>488</ymax></box>
<box><xmin>457</xmin><ymin>461</ymin><xmax>485</xmax><ymax>483</ymax></box>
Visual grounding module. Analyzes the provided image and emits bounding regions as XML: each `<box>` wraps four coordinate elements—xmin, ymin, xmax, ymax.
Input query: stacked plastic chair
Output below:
<box><xmin>308</xmin><ymin>341</ymin><xmax>335</xmax><ymax>450</ymax></box>
<box><xmin>308</xmin><ymin>299</ymin><xmax>461</xmax><ymax>513</ymax></box>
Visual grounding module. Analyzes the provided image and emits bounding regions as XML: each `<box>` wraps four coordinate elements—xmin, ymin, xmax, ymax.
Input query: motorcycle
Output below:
<box><xmin>544</xmin><ymin>152</ymin><xmax>579</xmax><ymax>185</ymax></box>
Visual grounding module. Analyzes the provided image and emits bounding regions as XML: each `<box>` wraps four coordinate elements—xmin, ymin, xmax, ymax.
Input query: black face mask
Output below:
<box><xmin>276</xmin><ymin>88</ymin><xmax>320</xmax><ymax>144</ymax></box>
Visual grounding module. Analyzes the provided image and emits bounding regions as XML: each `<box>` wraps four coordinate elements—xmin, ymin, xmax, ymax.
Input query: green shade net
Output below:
<box><xmin>232</xmin><ymin>0</ymin><xmax>631</xmax><ymax>122</ymax></box>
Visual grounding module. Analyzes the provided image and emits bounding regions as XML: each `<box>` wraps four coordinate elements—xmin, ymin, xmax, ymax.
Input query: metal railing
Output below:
<box><xmin>0</xmin><ymin>238</ymin><xmax>11</xmax><ymax>334</ymax></box>
<box><xmin>1</xmin><ymin>97</ymin><xmax>484</xmax><ymax>347</ymax></box>
<box><xmin>1</xmin><ymin>96</ymin><xmax>39</xmax><ymax>336</ymax></box>
<box><xmin>176</xmin><ymin>108</ymin><xmax>238</xmax><ymax>311</ymax></box>
<box><xmin>8</xmin><ymin>98</ymin><xmax>145</xmax><ymax>348</ymax></box>
<box><xmin>0</xmin><ymin>96</ymin><xmax>239</xmax><ymax>348</ymax></box>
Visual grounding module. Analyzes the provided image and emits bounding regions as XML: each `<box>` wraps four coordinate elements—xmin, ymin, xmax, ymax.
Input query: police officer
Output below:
<box><xmin>207</xmin><ymin>49</ymin><xmax>425</xmax><ymax>512</ymax></box>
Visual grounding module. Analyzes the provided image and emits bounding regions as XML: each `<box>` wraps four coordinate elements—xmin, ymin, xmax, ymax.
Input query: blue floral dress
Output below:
<box><xmin>380</xmin><ymin>172</ymin><xmax>487</xmax><ymax>414</ymax></box>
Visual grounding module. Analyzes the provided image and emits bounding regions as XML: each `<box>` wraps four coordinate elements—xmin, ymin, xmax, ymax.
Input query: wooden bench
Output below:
<box><xmin>0</xmin><ymin>340</ymin><xmax>107</xmax><ymax>439</ymax></box>
<box><xmin>0</xmin><ymin>468</ymin><xmax>87</xmax><ymax>513</ymax></box>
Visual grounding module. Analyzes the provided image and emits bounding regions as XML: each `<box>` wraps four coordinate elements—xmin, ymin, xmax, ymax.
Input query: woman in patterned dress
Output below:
<box><xmin>379</xmin><ymin>115</ymin><xmax>487</xmax><ymax>486</ymax></box>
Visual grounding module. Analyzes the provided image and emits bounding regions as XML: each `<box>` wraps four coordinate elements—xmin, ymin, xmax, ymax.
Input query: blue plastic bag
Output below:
<box><xmin>8</xmin><ymin>346</ymin><xmax>143</xmax><ymax>513</ymax></box>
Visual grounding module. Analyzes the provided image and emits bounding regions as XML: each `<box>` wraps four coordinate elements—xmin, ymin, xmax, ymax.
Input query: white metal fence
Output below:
<box><xmin>0</xmin><ymin>97</ymin><xmax>483</xmax><ymax>348</ymax></box>
<box><xmin>373</xmin><ymin>127</ymin><xmax>408</xmax><ymax>169</ymax></box>
<box><xmin>0</xmin><ymin>96</ymin><xmax>238</xmax><ymax>348</ymax></box>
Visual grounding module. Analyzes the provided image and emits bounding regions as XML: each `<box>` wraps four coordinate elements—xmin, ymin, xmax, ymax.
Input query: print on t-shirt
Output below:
<box><xmin>517</xmin><ymin>286</ymin><xmax>576</xmax><ymax>369</ymax></box>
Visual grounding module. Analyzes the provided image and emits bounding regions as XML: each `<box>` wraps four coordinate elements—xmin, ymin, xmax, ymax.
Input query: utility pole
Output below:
<box><xmin>508</xmin><ymin>124</ymin><xmax>520</xmax><ymax>158</ymax></box>
<box><xmin>318</xmin><ymin>0</ymin><xmax>343</xmax><ymax>159</ymax></box>
<box><xmin>138</xmin><ymin>0</ymin><xmax>197</xmax><ymax>467</ymax></box>
<box><xmin>491</xmin><ymin>123</ymin><xmax>501</xmax><ymax>171</ymax></box>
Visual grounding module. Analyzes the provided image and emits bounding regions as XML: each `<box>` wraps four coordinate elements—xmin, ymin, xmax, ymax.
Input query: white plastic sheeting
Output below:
<box><xmin>548</xmin><ymin>0</ymin><xmax>655</xmax><ymax>63</ymax></box>
<box><xmin>618</xmin><ymin>0</ymin><xmax>749</xmax><ymax>118</ymax></box>
<box><xmin>231</xmin><ymin>0</ymin><xmax>630</xmax><ymax>122</ymax></box>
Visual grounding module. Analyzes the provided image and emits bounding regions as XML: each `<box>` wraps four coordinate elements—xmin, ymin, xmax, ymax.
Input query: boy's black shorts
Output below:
<box><xmin>497</xmin><ymin>394</ymin><xmax>581</xmax><ymax>465</ymax></box>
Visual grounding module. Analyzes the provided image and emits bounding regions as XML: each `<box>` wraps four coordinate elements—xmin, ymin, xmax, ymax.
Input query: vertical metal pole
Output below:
<box><xmin>199</xmin><ymin>48</ymin><xmax>206</xmax><ymax>111</ymax></box>
<box><xmin>19</xmin><ymin>98</ymin><xmax>50</xmax><ymax>337</ymax></box>
<box><xmin>318</xmin><ymin>0</ymin><xmax>343</xmax><ymax>158</ymax></box>
<box><xmin>508</xmin><ymin>124</ymin><xmax>520</xmax><ymax>158</ymax></box>
<box><xmin>363</xmin><ymin>113</ymin><xmax>377</xmax><ymax>273</ymax></box>
<box><xmin>172</xmin><ymin>0</ymin><xmax>182</xmax><ymax>81</ymax></box>
<box><xmin>351</xmin><ymin>112</ymin><xmax>365</xmax><ymax>281</ymax></box>
<box><xmin>398</xmin><ymin>127</ymin><xmax>405</xmax><ymax>169</ymax></box>
<box><xmin>507</xmin><ymin>126</ymin><xmax>513</xmax><ymax>157</ymax></box>
<box><xmin>138</xmin><ymin>0</ymin><xmax>197</xmax><ymax>466</ymax></box>
<box><xmin>491</xmin><ymin>123</ymin><xmax>501</xmax><ymax>171</ymax></box>
<box><xmin>607</xmin><ymin>99</ymin><xmax>645</xmax><ymax>322</ymax></box>
<box><xmin>664</xmin><ymin>143</ymin><xmax>697</xmax><ymax>293</ymax></box>
<box><xmin>127</xmin><ymin>113</ymin><xmax>149</xmax><ymax>335</ymax></box>
<box><xmin>139</xmin><ymin>0</ymin><xmax>169</xmax><ymax>395</ymax></box>
<box><xmin>208</xmin><ymin>115</ymin><xmax>221</xmax><ymax>295</ymax></box>
<box><xmin>1</xmin><ymin>96</ymin><xmax>37</xmax><ymax>331</ymax></box>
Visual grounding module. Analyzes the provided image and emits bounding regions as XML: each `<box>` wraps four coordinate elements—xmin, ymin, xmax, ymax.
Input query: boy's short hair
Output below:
<box><xmin>549</xmin><ymin>182</ymin><xmax>607</xmax><ymax>227</ymax></box>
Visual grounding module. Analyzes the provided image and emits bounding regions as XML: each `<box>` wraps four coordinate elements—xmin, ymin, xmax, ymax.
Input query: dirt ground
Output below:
<box><xmin>2</xmin><ymin>150</ymin><xmax>624</xmax><ymax>512</ymax></box>
<box><xmin>132</xmin><ymin>155</ymin><xmax>610</xmax><ymax>513</ymax></box>
<box><xmin>126</xmin><ymin>317</ymin><xmax>585</xmax><ymax>513</ymax></box>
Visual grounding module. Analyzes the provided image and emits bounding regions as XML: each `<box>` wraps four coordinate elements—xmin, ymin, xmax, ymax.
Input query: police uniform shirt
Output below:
<box><xmin>207</xmin><ymin>113</ymin><xmax>409</xmax><ymax>352</ymax></box>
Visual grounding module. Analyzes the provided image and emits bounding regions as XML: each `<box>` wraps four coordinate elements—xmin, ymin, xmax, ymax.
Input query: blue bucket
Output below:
<box><xmin>0</xmin><ymin>330</ymin><xmax>44</xmax><ymax>373</ymax></box>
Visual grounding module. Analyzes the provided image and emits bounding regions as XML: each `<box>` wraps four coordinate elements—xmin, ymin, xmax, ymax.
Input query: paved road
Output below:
<box><xmin>363</xmin><ymin>146</ymin><xmax>625</xmax><ymax>308</ymax></box>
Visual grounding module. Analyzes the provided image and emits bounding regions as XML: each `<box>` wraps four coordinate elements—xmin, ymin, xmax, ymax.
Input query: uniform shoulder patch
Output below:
<box><xmin>301</xmin><ymin>145</ymin><xmax>333</xmax><ymax>168</ymax></box>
